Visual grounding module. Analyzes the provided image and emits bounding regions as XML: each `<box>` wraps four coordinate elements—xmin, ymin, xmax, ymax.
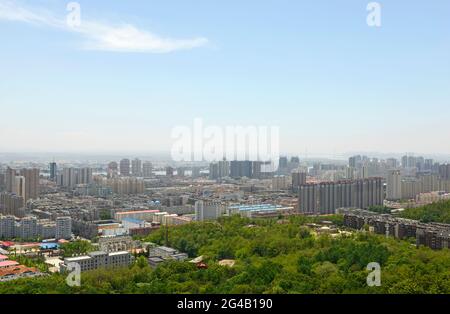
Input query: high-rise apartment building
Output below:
<box><xmin>142</xmin><ymin>162</ymin><xmax>153</xmax><ymax>178</ymax></box>
<box><xmin>299</xmin><ymin>178</ymin><xmax>383</xmax><ymax>215</ymax></box>
<box><xmin>209</xmin><ymin>163</ymin><xmax>219</xmax><ymax>180</ymax></box>
<box><xmin>19</xmin><ymin>168</ymin><xmax>40</xmax><ymax>201</ymax></box>
<box><xmin>386</xmin><ymin>158</ymin><xmax>398</xmax><ymax>169</ymax></box>
<box><xmin>166</xmin><ymin>166</ymin><xmax>174</xmax><ymax>177</ymax></box>
<box><xmin>0</xmin><ymin>215</ymin><xmax>15</xmax><ymax>239</ymax></box>
<box><xmin>107</xmin><ymin>162</ymin><xmax>119</xmax><ymax>178</ymax></box>
<box><xmin>5</xmin><ymin>168</ymin><xmax>16</xmax><ymax>193</ymax></box>
<box><xmin>209</xmin><ymin>160</ymin><xmax>230</xmax><ymax>180</ymax></box>
<box><xmin>62</xmin><ymin>168</ymin><xmax>77</xmax><ymax>188</ymax></box>
<box><xmin>13</xmin><ymin>176</ymin><xmax>26</xmax><ymax>200</ymax></box>
<box><xmin>386</xmin><ymin>170</ymin><xmax>402</xmax><ymax>200</ymax></box>
<box><xmin>16</xmin><ymin>216</ymin><xmax>38</xmax><ymax>240</ymax></box>
<box><xmin>278</xmin><ymin>156</ymin><xmax>288</xmax><ymax>174</ymax></box>
<box><xmin>439</xmin><ymin>164</ymin><xmax>450</xmax><ymax>180</ymax></box>
<box><xmin>252</xmin><ymin>161</ymin><xmax>262</xmax><ymax>179</ymax></box>
<box><xmin>120</xmin><ymin>159</ymin><xmax>131</xmax><ymax>177</ymax></box>
<box><xmin>272</xmin><ymin>175</ymin><xmax>288</xmax><ymax>191</ymax></box>
<box><xmin>49</xmin><ymin>162</ymin><xmax>57</xmax><ymax>181</ymax></box>
<box><xmin>56</xmin><ymin>216</ymin><xmax>72</xmax><ymax>240</ymax></box>
<box><xmin>131</xmin><ymin>158</ymin><xmax>142</xmax><ymax>177</ymax></box>
<box><xmin>292</xmin><ymin>171</ymin><xmax>307</xmax><ymax>192</ymax></box>
<box><xmin>230</xmin><ymin>160</ymin><xmax>253</xmax><ymax>178</ymax></box>
<box><xmin>0</xmin><ymin>192</ymin><xmax>24</xmax><ymax>217</ymax></box>
<box><xmin>79</xmin><ymin>168</ymin><xmax>93</xmax><ymax>184</ymax></box>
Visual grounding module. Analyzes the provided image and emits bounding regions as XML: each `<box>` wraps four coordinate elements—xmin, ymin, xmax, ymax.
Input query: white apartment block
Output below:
<box><xmin>61</xmin><ymin>251</ymin><xmax>133</xmax><ymax>272</ymax></box>
<box><xmin>56</xmin><ymin>216</ymin><xmax>72</xmax><ymax>240</ymax></box>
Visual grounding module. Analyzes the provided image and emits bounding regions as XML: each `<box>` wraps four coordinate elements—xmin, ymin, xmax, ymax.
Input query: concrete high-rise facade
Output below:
<box><xmin>209</xmin><ymin>160</ymin><xmax>230</xmax><ymax>180</ymax></box>
<box><xmin>107</xmin><ymin>162</ymin><xmax>119</xmax><ymax>178</ymax></box>
<box><xmin>79</xmin><ymin>168</ymin><xmax>93</xmax><ymax>184</ymax></box>
<box><xmin>13</xmin><ymin>176</ymin><xmax>26</xmax><ymax>200</ymax></box>
<box><xmin>16</xmin><ymin>216</ymin><xmax>38</xmax><ymax>240</ymax></box>
<box><xmin>218</xmin><ymin>160</ymin><xmax>230</xmax><ymax>178</ymax></box>
<box><xmin>195</xmin><ymin>200</ymin><xmax>224</xmax><ymax>221</ymax></box>
<box><xmin>5</xmin><ymin>167</ymin><xmax>16</xmax><ymax>193</ymax></box>
<box><xmin>0</xmin><ymin>192</ymin><xmax>24</xmax><ymax>217</ymax></box>
<box><xmin>62</xmin><ymin>168</ymin><xmax>77</xmax><ymax>188</ymax></box>
<box><xmin>292</xmin><ymin>171</ymin><xmax>307</xmax><ymax>192</ymax></box>
<box><xmin>272</xmin><ymin>175</ymin><xmax>288</xmax><ymax>191</ymax></box>
<box><xmin>230</xmin><ymin>160</ymin><xmax>253</xmax><ymax>178</ymax></box>
<box><xmin>56</xmin><ymin>216</ymin><xmax>72</xmax><ymax>240</ymax></box>
<box><xmin>120</xmin><ymin>159</ymin><xmax>131</xmax><ymax>177</ymax></box>
<box><xmin>142</xmin><ymin>162</ymin><xmax>153</xmax><ymax>178</ymax></box>
<box><xmin>19</xmin><ymin>168</ymin><xmax>40</xmax><ymax>201</ymax></box>
<box><xmin>49</xmin><ymin>162</ymin><xmax>57</xmax><ymax>181</ymax></box>
<box><xmin>132</xmin><ymin>158</ymin><xmax>142</xmax><ymax>177</ymax></box>
<box><xmin>299</xmin><ymin>178</ymin><xmax>383</xmax><ymax>215</ymax></box>
<box><xmin>209</xmin><ymin>163</ymin><xmax>219</xmax><ymax>180</ymax></box>
<box><xmin>0</xmin><ymin>215</ymin><xmax>15</xmax><ymax>239</ymax></box>
<box><xmin>386</xmin><ymin>170</ymin><xmax>402</xmax><ymax>200</ymax></box>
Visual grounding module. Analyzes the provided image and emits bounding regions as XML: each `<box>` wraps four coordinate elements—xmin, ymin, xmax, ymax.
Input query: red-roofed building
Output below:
<box><xmin>0</xmin><ymin>265</ymin><xmax>41</xmax><ymax>282</ymax></box>
<box><xmin>0</xmin><ymin>255</ymin><xmax>8</xmax><ymax>262</ymax></box>
<box><xmin>0</xmin><ymin>261</ymin><xmax>19</xmax><ymax>268</ymax></box>
<box><xmin>0</xmin><ymin>241</ymin><xmax>14</xmax><ymax>248</ymax></box>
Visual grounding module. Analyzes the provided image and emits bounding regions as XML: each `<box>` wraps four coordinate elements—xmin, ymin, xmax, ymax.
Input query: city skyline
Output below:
<box><xmin>1</xmin><ymin>0</ymin><xmax>450</xmax><ymax>155</ymax></box>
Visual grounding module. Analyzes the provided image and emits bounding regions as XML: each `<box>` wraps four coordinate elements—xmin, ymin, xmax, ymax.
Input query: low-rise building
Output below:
<box><xmin>148</xmin><ymin>246</ymin><xmax>188</xmax><ymax>267</ymax></box>
<box><xmin>61</xmin><ymin>250</ymin><xmax>133</xmax><ymax>272</ymax></box>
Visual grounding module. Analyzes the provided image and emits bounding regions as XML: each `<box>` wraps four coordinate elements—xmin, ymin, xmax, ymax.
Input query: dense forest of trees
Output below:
<box><xmin>399</xmin><ymin>200</ymin><xmax>450</xmax><ymax>223</ymax></box>
<box><xmin>1</xmin><ymin>215</ymin><xmax>449</xmax><ymax>294</ymax></box>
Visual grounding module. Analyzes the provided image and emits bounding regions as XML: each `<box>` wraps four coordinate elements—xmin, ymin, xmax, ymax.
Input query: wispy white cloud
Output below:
<box><xmin>0</xmin><ymin>0</ymin><xmax>208</xmax><ymax>53</ymax></box>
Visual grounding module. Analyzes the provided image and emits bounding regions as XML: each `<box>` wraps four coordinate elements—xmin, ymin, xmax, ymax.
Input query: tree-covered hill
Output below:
<box><xmin>1</xmin><ymin>215</ymin><xmax>449</xmax><ymax>294</ymax></box>
<box><xmin>400</xmin><ymin>200</ymin><xmax>450</xmax><ymax>223</ymax></box>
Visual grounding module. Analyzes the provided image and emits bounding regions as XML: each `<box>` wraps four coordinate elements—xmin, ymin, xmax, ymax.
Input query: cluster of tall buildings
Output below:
<box><xmin>277</xmin><ymin>156</ymin><xmax>300</xmax><ymax>175</ymax></box>
<box><xmin>113</xmin><ymin>158</ymin><xmax>152</xmax><ymax>178</ymax></box>
<box><xmin>0</xmin><ymin>215</ymin><xmax>72</xmax><ymax>240</ymax></box>
<box><xmin>95</xmin><ymin>177</ymin><xmax>145</xmax><ymax>195</ymax></box>
<box><xmin>291</xmin><ymin>171</ymin><xmax>307</xmax><ymax>192</ymax></box>
<box><xmin>209</xmin><ymin>160</ymin><xmax>273</xmax><ymax>180</ymax></box>
<box><xmin>4</xmin><ymin>168</ymin><xmax>40</xmax><ymax>202</ymax></box>
<box><xmin>299</xmin><ymin>177</ymin><xmax>384</xmax><ymax>215</ymax></box>
<box><xmin>0</xmin><ymin>192</ymin><xmax>25</xmax><ymax>217</ymax></box>
<box><xmin>347</xmin><ymin>155</ymin><xmax>450</xmax><ymax>202</ymax></box>
<box><xmin>56</xmin><ymin>167</ymin><xmax>93</xmax><ymax>188</ymax></box>
<box><xmin>208</xmin><ymin>156</ymin><xmax>301</xmax><ymax>180</ymax></box>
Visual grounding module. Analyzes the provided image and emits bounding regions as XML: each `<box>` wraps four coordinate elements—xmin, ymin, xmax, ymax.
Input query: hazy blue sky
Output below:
<box><xmin>0</xmin><ymin>0</ymin><xmax>449</xmax><ymax>157</ymax></box>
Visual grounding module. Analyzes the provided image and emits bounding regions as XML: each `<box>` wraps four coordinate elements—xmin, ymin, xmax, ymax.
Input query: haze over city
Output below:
<box><xmin>1</xmin><ymin>0</ymin><xmax>449</xmax><ymax>155</ymax></box>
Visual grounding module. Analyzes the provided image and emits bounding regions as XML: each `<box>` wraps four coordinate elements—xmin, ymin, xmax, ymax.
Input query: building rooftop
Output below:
<box><xmin>122</xmin><ymin>217</ymin><xmax>145</xmax><ymax>224</ymax></box>
<box><xmin>117</xmin><ymin>210</ymin><xmax>160</xmax><ymax>215</ymax></box>
<box><xmin>0</xmin><ymin>261</ymin><xmax>20</xmax><ymax>268</ymax></box>
<box><xmin>89</xmin><ymin>251</ymin><xmax>108</xmax><ymax>257</ymax></box>
<box><xmin>65</xmin><ymin>256</ymin><xmax>91</xmax><ymax>262</ymax></box>
<box><xmin>228</xmin><ymin>204</ymin><xmax>292</xmax><ymax>212</ymax></box>
<box><xmin>108</xmin><ymin>251</ymin><xmax>130</xmax><ymax>256</ymax></box>
<box><xmin>0</xmin><ymin>265</ymin><xmax>39</xmax><ymax>277</ymax></box>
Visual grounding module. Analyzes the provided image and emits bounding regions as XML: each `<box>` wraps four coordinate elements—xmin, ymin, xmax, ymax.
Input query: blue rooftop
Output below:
<box><xmin>122</xmin><ymin>217</ymin><xmax>145</xmax><ymax>224</ymax></box>
<box><xmin>40</xmin><ymin>243</ymin><xmax>59</xmax><ymax>250</ymax></box>
<box><xmin>228</xmin><ymin>204</ymin><xmax>284</xmax><ymax>212</ymax></box>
